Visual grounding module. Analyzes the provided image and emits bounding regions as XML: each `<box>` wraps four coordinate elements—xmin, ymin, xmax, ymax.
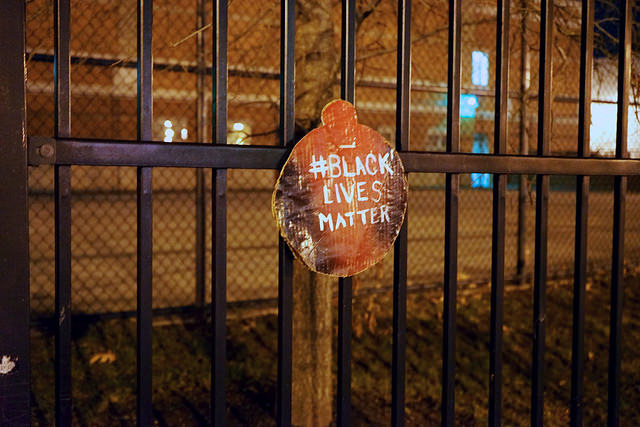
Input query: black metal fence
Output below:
<box><xmin>2</xmin><ymin>0</ymin><xmax>640</xmax><ymax>425</ymax></box>
<box><xmin>22</xmin><ymin>0</ymin><xmax>640</xmax><ymax>317</ymax></box>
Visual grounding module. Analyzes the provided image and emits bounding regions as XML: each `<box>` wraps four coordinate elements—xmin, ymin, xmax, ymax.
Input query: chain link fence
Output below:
<box><xmin>26</xmin><ymin>0</ymin><xmax>640</xmax><ymax>317</ymax></box>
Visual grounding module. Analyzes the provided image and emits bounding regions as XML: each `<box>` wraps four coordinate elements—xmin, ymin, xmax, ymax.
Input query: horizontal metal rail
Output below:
<box><xmin>29</xmin><ymin>136</ymin><xmax>640</xmax><ymax>176</ymax></box>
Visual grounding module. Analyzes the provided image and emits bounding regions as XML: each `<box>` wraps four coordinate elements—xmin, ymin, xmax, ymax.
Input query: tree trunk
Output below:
<box><xmin>291</xmin><ymin>1</ymin><xmax>338</xmax><ymax>425</ymax></box>
<box><xmin>295</xmin><ymin>0</ymin><xmax>339</xmax><ymax>131</ymax></box>
<box><xmin>292</xmin><ymin>260</ymin><xmax>334</xmax><ymax>426</ymax></box>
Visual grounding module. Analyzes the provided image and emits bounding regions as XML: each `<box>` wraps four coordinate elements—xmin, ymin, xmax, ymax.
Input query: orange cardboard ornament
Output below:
<box><xmin>272</xmin><ymin>100</ymin><xmax>408</xmax><ymax>277</ymax></box>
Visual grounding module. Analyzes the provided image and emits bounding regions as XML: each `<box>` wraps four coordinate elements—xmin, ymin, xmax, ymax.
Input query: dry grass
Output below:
<box><xmin>30</xmin><ymin>268</ymin><xmax>640</xmax><ymax>425</ymax></box>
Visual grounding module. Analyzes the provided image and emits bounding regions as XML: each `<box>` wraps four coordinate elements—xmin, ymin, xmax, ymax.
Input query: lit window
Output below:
<box><xmin>590</xmin><ymin>103</ymin><xmax>640</xmax><ymax>156</ymax></box>
<box><xmin>472</xmin><ymin>51</ymin><xmax>489</xmax><ymax>86</ymax></box>
<box><xmin>471</xmin><ymin>134</ymin><xmax>492</xmax><ymax>189</ymax></box>
<box><xmin>228</xmin><ymin>121</ymin><xmax>250</xmax><ymax>145</ymax></box>
<box><xmin>163</xmin><ymin>120</ymin><xmax>174</xmax><ymax>142</ymax></box>
<box><xmin>460</xmin><ymin>94</ymin><xmax>479</xmax><ymax>118</ymax></box>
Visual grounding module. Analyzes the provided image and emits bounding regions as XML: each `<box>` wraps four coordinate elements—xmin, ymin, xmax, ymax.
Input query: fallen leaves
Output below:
<box><xmin>90</xmin><ymin>350</ymin><xmax>116</xmax><ymax>365</ymax></box>
<box><xmin>0</xmin><ymin>355</ymin><xmax>16</xmax><ymax>374</ymax></box>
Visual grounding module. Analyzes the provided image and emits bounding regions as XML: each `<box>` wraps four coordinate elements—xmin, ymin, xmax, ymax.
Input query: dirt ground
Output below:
<box><xmin>30</xmin><ymin>267</ymin><xmax>640</xmax><ymax>425</ymax></box>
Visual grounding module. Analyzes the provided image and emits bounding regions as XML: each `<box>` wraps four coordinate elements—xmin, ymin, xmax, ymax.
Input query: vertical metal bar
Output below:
<box><xmin>392</xmin><ymin>229</ymin><xmax>408</xmax><ymax>427</ymax></box>
<box><xmin>54</xmin><ymin>0</ymin><xmax>72</xmax><ymax>424</ymax></box>
<box><xmin>517</xmin><ymin>0</ymin><xmax>530</xmax><ymax>283</ymax></box>
<box><xmin>136</xmin><ymin>0</ymin><xmax>153</xmax><ymax>425</ymax></box>
<box><xmin>392</xmin><ymin>1</ymin><xmax>411</xmax><ymax>425</ymax></box>
<box><xmin>212</xmin><ymin>0</ymin><xmax>228</xmax><ymax>424</ymax></box>
<box><xmin>0</xmin><ymin>1</ymin><xmax>30</xmax><ymax>424</ymax></box>
<box><xmin>489</xmin><ymin>1</ymin><xmax>509</xmax><ymax>425</ymax></box>
<box><xmin>338</xmin><ymin>2</ymin><xmax>355</xmax><ymax>425</ymax></box>
<box><xmin>337</xmin><ymin>278</ymin><xmax>353</xmax><ymax>427</ymax></box>
<box><xmin>341</xmin><ymin>0</ymin><xmax>356</xmax><ymax>104</ymax></box>
<box><xmin>609</xmin><ymin>1</ymin><xmax>631</xmax><ymax>425</ymax></box>
<box><xmin>277</xmin><ymin>240</ymin><xmax>293</xmax><ymax>427</ymax></box>
<box><xmin>194</xmin><ymin>0</ymin><xmax>207</xmax><ymax>309</ymax></box>
<box><xmin>211</xmin><ymin>171</ymin><xmax>227</xmax><ymax>426</ymax></box>
<box><xmin>531</xmin><ymin>1</ymin><xmax>552</xmax><ymax>426</ymax></box>
<box><xmin>277</xmin><ymin>0</ymin><xmax>294</xmax><ymax>424</ymax></box>
<box><xmin>195</xmin><ymin>169</ymin><xmax>206</xmax><ymax>309</ymax></box>
<box><xmin>442</xmin><ymin>0</ymin><xmax>461</xmax><ymax>425</ymax></box>
<box><xmin>54</xmin><ymin>0</ymin><xmax>71</xmax><ymax>152</ymax></box>
<box><xmin>571</xmin><ymin>1</ymin><xmax>593</xmax><ymax>425</ymax></box>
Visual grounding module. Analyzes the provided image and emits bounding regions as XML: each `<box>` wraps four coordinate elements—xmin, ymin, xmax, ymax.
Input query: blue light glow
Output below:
<box><xmin>472</xmin><ymin>51</ymin><xmax>489</xmax><ymax>86</ymax></box>
<box><xmin>460</xmin><ymin>94</ymin><xmax>479</xmax><ymax>118</ymax></box>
